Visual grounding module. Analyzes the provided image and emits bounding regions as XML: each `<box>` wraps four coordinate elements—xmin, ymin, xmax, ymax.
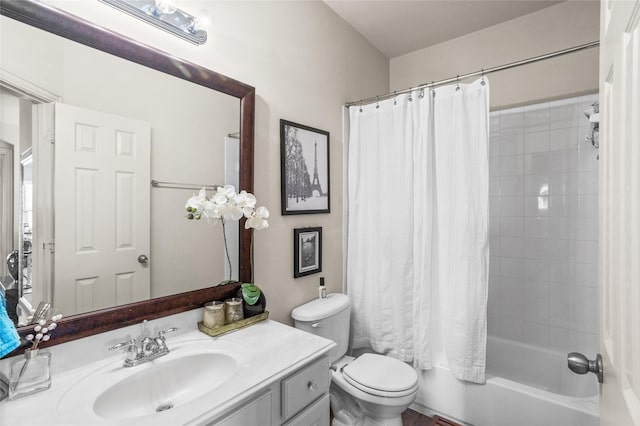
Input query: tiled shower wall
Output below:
<box><xmin>487</xmin><ymin>93</ymin><xmax>599</xmax><ymax>356</ymax></box>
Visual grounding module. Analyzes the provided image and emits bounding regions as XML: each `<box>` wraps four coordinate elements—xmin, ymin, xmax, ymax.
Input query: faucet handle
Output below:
<box><xmin>158</xmin><ymin>327</ymin><xmax>179</xmax><ymax>337</ymax></box>
<box><xmin>109</xmin><ymin>338</ymin><xmax>139</xmax><ymax>362</ymax></box>
<box><xmin>154</xmin><ymin>327</ymin><xmax>178</xmax><ymax>352</ymax></box>
<box><xmin>108</xmin><ymin>338</ymin><xmax>137</xmax><ymax>351</ymax></box>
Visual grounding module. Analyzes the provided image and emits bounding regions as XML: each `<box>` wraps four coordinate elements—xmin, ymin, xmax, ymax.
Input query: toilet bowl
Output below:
<box><xmin>330</xmin><ymin>354</ymin><xmax>418</xmax><ymax>426</ymax></box>
<box><xmin>291</xmin><ymin>294</ymin><xmax>418</xmax><ymax>426</ymax></box>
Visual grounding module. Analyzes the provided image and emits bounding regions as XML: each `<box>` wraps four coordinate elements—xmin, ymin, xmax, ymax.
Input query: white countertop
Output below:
<box><xmin>0</xmin><ymin>317</ymin><xmax>335</xmax><ymax>425</ymax></box>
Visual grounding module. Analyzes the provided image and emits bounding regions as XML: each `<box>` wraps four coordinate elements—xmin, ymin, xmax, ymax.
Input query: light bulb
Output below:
<box><xmin>193</xmin><ymin>10</ymin><xmax>212</xmax><ymax>31</ymax></box>
<box><xmin>154</xmin><ymin>0</ymin><xmax>178</xmax><ymax>14</ymax></box>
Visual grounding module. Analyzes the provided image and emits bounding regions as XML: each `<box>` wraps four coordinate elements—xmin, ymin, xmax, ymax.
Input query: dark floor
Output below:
<box><xmin>402</xmin><ymin>409</ymin><xmax>462</xmax><ymax>426</ymax></box>
<box><xmin>332</xmin><ymin>409</ymin><xmax>460</xmax><ymax>426</ymax></box>
<box><xmin>401</xmin><ymin>409</ymin><xmax>432</xmax><ymax>425</ymax></box>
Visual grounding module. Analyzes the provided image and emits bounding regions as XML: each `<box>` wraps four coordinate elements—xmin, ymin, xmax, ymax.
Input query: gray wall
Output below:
<box><xmin>390</xmin><ymin>1</ymin><xmax>600</xmax><ymax>110</ymax></box>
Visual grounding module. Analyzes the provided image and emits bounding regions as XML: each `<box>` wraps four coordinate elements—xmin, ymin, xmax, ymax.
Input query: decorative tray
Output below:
<box><xmin>197</xmin><ymin>311</ymin><xmax>269</xmax><ymax>337</ymax></box>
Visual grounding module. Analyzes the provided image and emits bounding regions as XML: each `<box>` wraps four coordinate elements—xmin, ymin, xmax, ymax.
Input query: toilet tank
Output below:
<box><xmin>291</xmin><ymin>293</ymin><xmax>350</xmax><ymax>365</ymax></box>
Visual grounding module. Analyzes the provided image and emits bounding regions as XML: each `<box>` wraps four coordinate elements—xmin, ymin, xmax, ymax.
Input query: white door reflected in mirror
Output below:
<box><xmin>52</xmin><ymin>102</ymin><xmax>151</xmax><ymax>315</ymax></box>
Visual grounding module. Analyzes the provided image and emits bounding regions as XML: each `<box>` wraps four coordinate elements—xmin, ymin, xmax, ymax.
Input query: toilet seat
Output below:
<box><xmin>341</xmin><ymin>353</ymin><xmax>418</xmax><ymax>398</ymax></box>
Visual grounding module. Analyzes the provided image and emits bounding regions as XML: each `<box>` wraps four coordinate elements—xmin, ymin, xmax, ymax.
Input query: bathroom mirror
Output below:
<box><xmin>0</xmin><ymin>0</ymin><xmax>254</xmax><ymax>350</ymax></box>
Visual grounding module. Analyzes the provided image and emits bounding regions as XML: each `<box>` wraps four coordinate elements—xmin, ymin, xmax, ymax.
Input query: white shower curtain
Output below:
<box><xmin>346</xmin><ymin>78</ymin><xmax>489</xmax><ymax>383</ymax></box>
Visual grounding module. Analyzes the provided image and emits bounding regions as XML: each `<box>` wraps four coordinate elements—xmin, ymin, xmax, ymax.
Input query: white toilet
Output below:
<box><xmin>292</xmin><ymin>293</ymin><xmax>418</xmax><ymax>426</ymax></box>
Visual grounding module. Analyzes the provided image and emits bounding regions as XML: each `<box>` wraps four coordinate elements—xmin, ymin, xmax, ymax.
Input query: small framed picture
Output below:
<box><xmin>293</xmin><ymin>227</ymin><xmax>322</xmax><ymax>278</ymax></box>
<box><xmin>280</xmin><ymin>120</ymin><xmax>330</xmax><ymax>215</ymax></box>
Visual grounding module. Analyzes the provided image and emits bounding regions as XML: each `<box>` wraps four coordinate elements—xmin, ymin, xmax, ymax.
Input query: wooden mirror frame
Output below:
<box><xmin>0</xmin><ymin>0</ymin><xmax>254</xmax><ymax>354</ymax></box>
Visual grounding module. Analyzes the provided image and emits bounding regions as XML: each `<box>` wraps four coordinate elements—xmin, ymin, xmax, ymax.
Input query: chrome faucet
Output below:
<box><xmin>109</xmin><ymin>338</ymin><xmax>139</xmax><ymax>366</ymax></box>
<box><xmin>109</xmin><ymin>325</ymin><xmax>179</xmax><ymax>367</ymax></box>
<box><xmin>141</xmin><ymin>335</ymin><xmax>159</xmax><ymax>357</ymax></box>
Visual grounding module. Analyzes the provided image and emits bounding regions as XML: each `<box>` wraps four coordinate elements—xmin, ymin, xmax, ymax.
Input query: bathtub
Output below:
<box><xmin>410</xmin><ymin>336</ymin><xmax>599</xmax><ymax>426</ymax></box>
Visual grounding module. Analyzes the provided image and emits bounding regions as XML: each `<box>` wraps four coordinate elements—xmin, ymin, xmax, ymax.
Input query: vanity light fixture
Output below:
<box><xmin>99</xmin><ymin>0</ymin><xmax>208</xmax><ymax>45</ymax></box>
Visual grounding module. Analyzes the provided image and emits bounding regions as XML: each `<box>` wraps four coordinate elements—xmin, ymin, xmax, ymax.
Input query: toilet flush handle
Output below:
<box><xmin>311</xmin><ymin>322</ymin><xmax>323</xmax><ymax>328</ymax></box>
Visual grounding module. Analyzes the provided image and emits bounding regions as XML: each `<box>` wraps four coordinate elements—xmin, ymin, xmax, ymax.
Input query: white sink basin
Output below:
<box><xmin>56</xmin><ymin>338</ymin><xmax>249</xmax><ymax>423</ymax></box>
<box><xmin>93</xmin><ymin>352</ymin><xmax>236</xmax><ymax>421</ymax></box>
<box><xmin>1</xmin><ymin>322</ymin><xmax>338</xmax><ymax>426</ymax></box>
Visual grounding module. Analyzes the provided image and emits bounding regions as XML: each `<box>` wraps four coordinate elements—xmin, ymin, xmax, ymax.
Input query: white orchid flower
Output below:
<box><xmin>186</xmin><ymin>185</ymin><xmax>268</xmax><ymax>231</ymax></box>
<box><xmin>217</xmin><ymin>185</ymin><xmax>236</xmax><ymax>199</ymax></box>
<box><xmin>234</xmin><ymin>191</ymin><xmax>256</xmax><ymax>208</ymax></box>
<box><xmin>237</xmin><ymin>192</ymin><xmax>258</xmax><ymax>218</ymax></box>
<box><xmin>213</xmin><ymin>190</ymin><xmax>229</xmax><ymax>205</ymax></box>
<box><xmin>186</xmin><ymin>188</ymin><xmax>207</xmax><ymax>212</ymax></box>
<box><xmin>242</xmin><ymin>206</ymin><xmax>255</xmax><ymax>218</ymax></box>
<box><xmin>202</xmin><ymin>200</ymin><xmax>221</xmax><ymax>221</ymax></box>
<box><xmin>215</xmin><ymin>201</ymin><xmax>242</xmax><ymax>221</ymax></box>
<box><xmin>245</xmin><ymin>206</ymin><xmax>270</xmax><ymax>230</ymax></box>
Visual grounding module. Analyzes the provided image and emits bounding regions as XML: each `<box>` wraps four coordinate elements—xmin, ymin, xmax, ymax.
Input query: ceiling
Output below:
<box><xmin>324</xmin><ymin>0</ymin><xmax>564</xmax><ymax>59</ymax></box>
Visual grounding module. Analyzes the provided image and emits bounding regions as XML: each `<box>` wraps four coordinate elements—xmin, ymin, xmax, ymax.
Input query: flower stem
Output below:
<box><xmin>250</xmin><ymin>232</ymin><xmax>254</xmax><ymax>284</ymax></box>
<box><xmin>11</xmin><ymin>350</ymin><xmax>36</xmax><ymax>392</ymax></box>
<box><xmin>221</xmin><ymin>220</ymin><xmax>232</xmax><ymax>282</ymax></box>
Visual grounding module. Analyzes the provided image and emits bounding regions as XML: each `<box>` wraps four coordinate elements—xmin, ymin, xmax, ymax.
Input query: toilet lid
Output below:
<box><xmin>342</xmin><ymin>353</ymin><xmax>417</xmax><ymax>395</ymax></box>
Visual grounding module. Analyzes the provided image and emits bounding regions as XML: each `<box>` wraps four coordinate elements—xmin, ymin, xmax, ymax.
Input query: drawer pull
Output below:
<box><xmin>307</xmin><ymin>381</ymin><xmax>319</xmax><ymax>392</ymax></box>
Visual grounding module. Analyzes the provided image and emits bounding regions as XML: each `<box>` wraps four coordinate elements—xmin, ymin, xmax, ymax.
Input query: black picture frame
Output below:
<box><xmin>280</xmin><ymin>120</ymin><xmax>330</xmax><ymax>215</ymax></box>
<box><xmin>293</xmin><ymin>227</ymin><xmax>322</xmax><ymax>278</ymax></box>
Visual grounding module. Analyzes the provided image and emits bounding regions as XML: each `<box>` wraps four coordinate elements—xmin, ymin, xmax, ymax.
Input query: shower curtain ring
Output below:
<box><xmin>408</xmin><ymin>88</ymin><xmax>413</xmax><ymax>102</ymax></box>
<box><xmin>393</xmin><ymin>91</ymin><xmax>397</xmax><ymax>106</ymax></box>
<box><xmin>376</xmin><ymin>96</ymin><xmax>380</xmax><ymax>109</ymax></box>
<box><xmin>481</xmin><ymin>69</ymin><xmax>486</xmax><ymax>86</ymax></box>
<box><xmin>359</xmin><ymin>100</ymin><xmax>363</xmax><ymax>113</ymax></box>
<box><xmin>455</xmin><ymin>75</ymin><xmax>460</xmax><ymax>91</ymax></box>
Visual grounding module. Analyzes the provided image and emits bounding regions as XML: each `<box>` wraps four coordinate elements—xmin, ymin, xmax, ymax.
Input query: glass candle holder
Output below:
<box><xmin>9</xmin><ymin>348</ymin><xmax>51</xmax><ymax>400</ymax></box>
<box><xmin>203</xmin><ymin>301</ymin><xmax>225</xmax><ymax>329</ymax></box>
<box><xmin>224</xmin><ymin>298</ymin><xmax>244</xmax><ymax>324</ymax></box>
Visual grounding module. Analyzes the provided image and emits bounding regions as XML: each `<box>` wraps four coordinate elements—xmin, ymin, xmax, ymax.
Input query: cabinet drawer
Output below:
<box><xmin>281</xmin><ymin>356</ymin><xmax>330</xmax><ymax>420</ymax></box>
<box><xmin>212</xmin><ymin>391</ymin><xmax>272</xmax><ymax>426</ymax></box>
<box><xmin>283</xmin><ymin>394</ymin><xmax>330</xmax><ymax>426</ymax></box>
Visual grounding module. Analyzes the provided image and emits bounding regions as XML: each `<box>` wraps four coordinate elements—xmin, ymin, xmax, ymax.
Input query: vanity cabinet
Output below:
<box><xmin>210</xmin><ymin>355</ymin><xmax>330</xmax><ymax>426</ymax></box>
<box><xmin>282</xmin><ymin>354</ymin><xmax>330</xmax><ymax>419</ymax></box>
<box><xmin>213</xmin><ymin>391</ymin><xmax>273</xmax><ymax>426</ymax></box>
<box><xmin>283</xmin><ymin>395</ymin><xmax>330</xmax><ymax>426</ymax></box>
<box><xmin>0</xmin><ymin>320</ymin><xmax>335</xmax><ymax>426</ymax></box>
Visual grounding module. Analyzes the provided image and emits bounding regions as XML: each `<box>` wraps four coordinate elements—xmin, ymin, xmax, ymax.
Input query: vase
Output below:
<box><xmin>236</xmin><ymin>284</ymin><xmax>267</xmax><ymax>318</ymax></box>
<box><xmin>9</xmin><ymin>348</ymin><xmax>51</xmax><ymax>399</ymax></box>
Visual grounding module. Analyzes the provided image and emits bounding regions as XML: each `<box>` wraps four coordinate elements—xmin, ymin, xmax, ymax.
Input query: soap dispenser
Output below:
<box><xmin>319</xmin><ymin>277</ymin><xmax>327</xmax><ymax>299</ymax></box>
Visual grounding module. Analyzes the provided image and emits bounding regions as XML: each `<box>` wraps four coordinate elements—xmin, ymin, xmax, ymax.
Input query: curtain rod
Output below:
<box><xmin>345</xmin><ymin>40</ymin><xmax>600</xmax><ymax>108</ymax></box>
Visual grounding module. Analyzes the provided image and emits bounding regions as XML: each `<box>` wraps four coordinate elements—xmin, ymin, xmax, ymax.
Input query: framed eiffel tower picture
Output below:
<box><xmin>280</xmin><ymin>120</ymin><xmax>330</xmax><ymax>215</ymax></box>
